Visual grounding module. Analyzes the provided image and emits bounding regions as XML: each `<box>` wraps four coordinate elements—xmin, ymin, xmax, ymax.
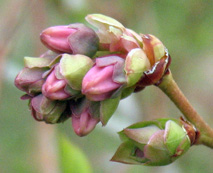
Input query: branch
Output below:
<box><xmin>158</xmin><ymin>72</ymin><xmax>213</xmax><ymax>148</ymax></box>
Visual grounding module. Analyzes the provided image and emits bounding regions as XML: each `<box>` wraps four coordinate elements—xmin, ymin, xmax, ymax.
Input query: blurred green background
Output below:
<box><xmin>1</xmin><ymin>0</ymin><xmax>213</xmax><ymax>172</ymax></box>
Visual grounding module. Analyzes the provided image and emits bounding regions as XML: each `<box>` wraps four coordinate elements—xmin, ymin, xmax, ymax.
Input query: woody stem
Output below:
<box><xmin>158</xmin><ymin>72</ymin><xmax>213</xmax><ymax>148</ymax></box>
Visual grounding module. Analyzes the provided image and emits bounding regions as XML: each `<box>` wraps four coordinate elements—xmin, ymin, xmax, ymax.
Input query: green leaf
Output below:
<box><xmin>24</xmin><ymin>55</ymin><xmax>62</xmax><ymax>68</ymax></box>
<box><xmin>24</xmin><ymin>56</ymin><xmax>52</xmax><ymax>68</ymax></box>
<box><xmin>100</xmin><ymin>96</ymin><xmax>120</xmax><ymax>125</ymax></box>
<box><xmin>111</xmin><ymin>141</ymin><xmax>142</xmax><ymax>165</ymax></box>
<box><xmin>120</xmin><ymin>86</ymin><xmax>135</xmax><ymax>99</ymax></box>
<box><xmin>58</xmin><ymin>134</ymin><xmax>92</xmax><ymax>173</ymax></box>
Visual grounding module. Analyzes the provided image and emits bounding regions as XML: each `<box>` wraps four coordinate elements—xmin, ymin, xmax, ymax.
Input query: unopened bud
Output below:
<box><xmin>40</xmin><ymin>23</ymin><xmax>99</xmax><ymax>57</ymax></box>
<box><xmin>112</xmin><ymin>118</ymin><xmax>196</xmax><ymax>166</ymax></box>
<box><xmin>124</xmin><ymin>48</ymin><xmax>150</xmax><ymax>87</ymax></box>
<box><xmin>70</xmin><ymin>97</ymin><xmax>100</xmax><ymax>136</ymax></box>
<box><xmin>30</xmin><ymin>94</ymin><xmax>67</xmax><ymax>124</ymax></box>
<box><xmin>14</xmin><ymin>67</ymin><xmax>46</xmax><ymax>96</ymax></box>
<box><xmin>141</xmin><ymin>34</ymin><xmax>166</xmax><ymax>65</ymax></box>
<box><xmin>82</xmin><ymin>55</ymin><xmax>126</xmax><ymax>101</ymax></box>
<box><xmin>42</xmin><ymin>65</ymin><xmax>71</xmax><ymax>100</ymax></box>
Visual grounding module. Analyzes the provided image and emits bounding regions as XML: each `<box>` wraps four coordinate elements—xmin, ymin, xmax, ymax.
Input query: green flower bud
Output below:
<box><xmin>111</xmin><ymin>118</ymin><xmax>197</xmax><ymax>166</ymax></box>
<box><xmin>59</xmin><ymin>54</ymin><xmax>94</xmax><ymax>90</ymax></box>
<box><xmin>124</xmin><ymin>48</ymin><xmax>151</xmax><ymax>87</ymax></box>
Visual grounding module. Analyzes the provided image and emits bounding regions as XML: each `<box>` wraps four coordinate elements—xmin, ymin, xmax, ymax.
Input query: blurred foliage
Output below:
<box><xmin>0</xmin><ymin>0</ymin><xmax>213</xmax><ymax>172</ymax></box>
<box><xmin>58</xmin><ymin>134</ymin><xmax>92</xmax><ymax>173</ymax></box>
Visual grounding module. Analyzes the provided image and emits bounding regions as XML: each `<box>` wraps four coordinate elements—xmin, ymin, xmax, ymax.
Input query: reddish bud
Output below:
<box><xmin>42</xmin><ymin>65</ymin><xmax>70</xmax><ymax>100</ymax></box>
<box><xmin>40</xmin><ymin>25</ymin><xmax>77</xmax><ymax>53</ymax></box>
<box><xmin>72</xmin><ymin>109</ymin><xmax>99</xmax><ymax>137</ymax></box>
<box><xmin>40</xmin><ymin>23</ymin><xmax>99</xmax><ymax>57</ymax></box>
<box><xmin>82</xmin><ymin>55</ymin><xmax>126</xmax><ymax>101</ymax></box>
<box><xmin>14</xmin><ymin>67</ymin><xmax>46</xmax><ymax>96</ymax></box>
<box><xmin>70</xmin><ymin>97</ymin><xmax>100</xmax><ymax>136</ymax></box>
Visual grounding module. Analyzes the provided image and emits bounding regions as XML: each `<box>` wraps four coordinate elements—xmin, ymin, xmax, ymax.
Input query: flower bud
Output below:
<box><xmin>134</xmin><ymin>54</ymin><xmax>171</xmax><ymax>92</ymax></box>
<box><xmin>59</xmin><ymin>54</ymin><xmax>94</xmax><ymax>90</ymax></box>
<box><xmin>70</xmin><ymin>95</ymin><xmax>121</xmax><ymax>136</ymax></box>
<box><xmin>134</xmin><ymin>35</ymin><xmax>171</xmax><ymax>92</ymax></box>
<box><xmin>40</xmin><ymin>23</ymin><xmax>99</xmax><ymax>57</ymax></box>
<box><xmin>41</xmin><ymin>53</ymin><xmax>93</xmax><ymax>100</ymax></box>
<box><xmin>124</xmin><ymin>48</ymin><xmax>150</xmax><ymax>87</ymax></box>
<box><xmin>42</xmin><ymin>65</ymin><xmax>71</xmax><ymax>100</ymax></box>
<box><xmin>14</xmin><ymin>67</ymin><xmax>46</xmax><ymax>96</ymax></box>
<box><xmin>30</xmin><ymin>94</ymin><xmax>67</xmax><ymax>124</ymax></box>
<box><xmin>142</xmin><ymin>34</ymin><xmax>166</xmax><ymax>65</ymax></box>
<box><xmin>70</xmin><ymin>97</ymin><xmax>100</xmax><ymax>136</ymax></box>
<box><xmin>72</xmin><ymin>109</ymin><xmax>99</xmax><ymax>137</ymax></box>
<box><xmin>86</xmin><ymin>14</ymin><xmax>171</xmax><ymax>93</ymax></box>
<box><xmin>82</xmin><ymin>55</ymin><xmax>126</xmax><ymax>101</ymax></box>
<box><xmin>86</xmin><ymin>14</ymin><xmax>141</xmax><ymax>53</ymax></box>
<box><xmin>111</xmin><ymin>118</ymin><xmax>196</xmax><ymax>166</ymax></box>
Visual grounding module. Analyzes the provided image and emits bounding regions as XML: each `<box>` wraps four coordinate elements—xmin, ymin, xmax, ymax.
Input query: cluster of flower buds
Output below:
<box><xmin>111</xmin><ymin>118</ymin><xmax>197</xmax><ymax>166</ymax></box>
<box><xmin>15</xmin><ymin>14</ymin><xmax>171</xmax><ymax>137</ymax></box>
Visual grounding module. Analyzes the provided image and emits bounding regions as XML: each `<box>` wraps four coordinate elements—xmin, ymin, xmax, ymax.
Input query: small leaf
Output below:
<box><xmin>100</xmin><ymin>96</ymin><xmax>120</xmax><ymax>125</ymax></box>
<box><xmin>120</xmin><ymin>86</ymin><xmax>135</xmax><ymax>99</ymax></box>
<box><xmin>24</xmin><ymin>56</ymin><xmax>53</xmax><ymax>68</ymax></box>
<box><xmin>88</xmin><ymin>101</ymin><xmax>101</xmax><ymax>119</ymax></box>
<box><xmin>24</xmin><ymin>55</ymin><xmax>62</xmax><ymax>68</ymax></box>
<box><xmin>111</xmin><ymin>141</ymin><xmax>141</xmax><ymax>164</ymax></box>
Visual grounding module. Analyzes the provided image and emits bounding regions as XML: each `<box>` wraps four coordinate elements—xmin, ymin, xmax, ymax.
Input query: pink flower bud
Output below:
<box><xmin>82</xmin><ymin>55</ymin><xmax>126</xmax><ymax>101</ymax></box>
<box><xmin>72</xmin><ymin>109</ymin><xmax>99</xmax><ymax>137</ymax></box>
<box><xmin>70</xmin><ymin>97</ymin><xmax>100</xmax><ymax>136</ymax></box>
<box><xmin>42</xmin><ymin>65</ymin><xmax>70</xmax><ymax>100</ymax></box>
<box><xmin>40</xmin><ymin>23</ymin><xmax>99</xmax><ymax>57</ymax></box>
<box><xmin>40</xmin><ymin>25</ymin><xmax>77</xmax><ymax>53</ymax></box>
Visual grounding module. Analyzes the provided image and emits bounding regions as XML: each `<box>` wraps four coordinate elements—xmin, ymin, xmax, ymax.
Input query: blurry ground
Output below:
<box><xmin>0</xmin><ymin>0</ymin><xmax>213</xmax><ymax>172</ymax></box>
